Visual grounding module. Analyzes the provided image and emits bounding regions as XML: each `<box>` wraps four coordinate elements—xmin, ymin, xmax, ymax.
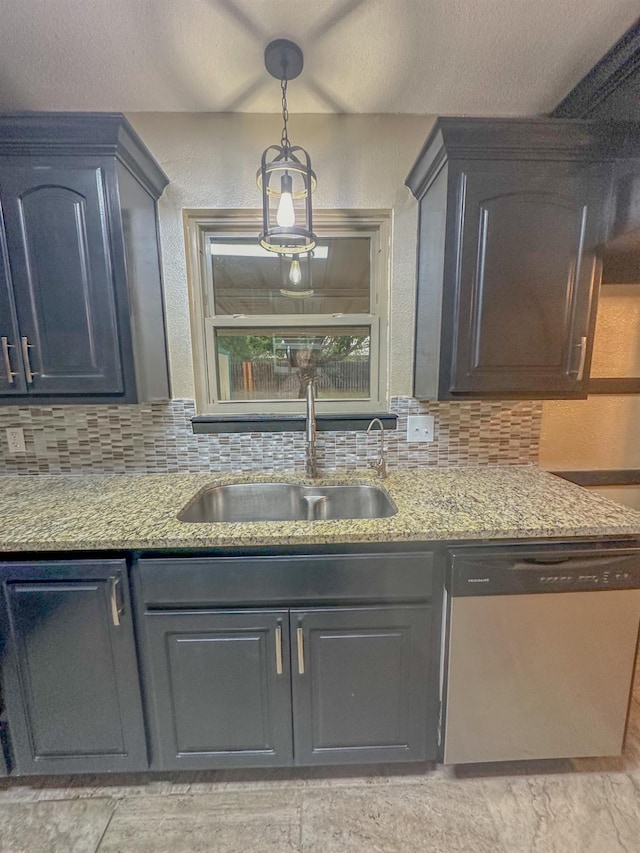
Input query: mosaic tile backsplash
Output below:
<box><xmin>0</xmin><ymin>398</ymin><xmax>542</xmax><ymax>476</ymax></box>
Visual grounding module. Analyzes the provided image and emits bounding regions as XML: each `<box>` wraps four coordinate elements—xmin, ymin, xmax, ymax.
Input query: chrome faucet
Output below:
<box><xmin>366</xmin><ymin>417</ymin><xmax>387</xmax><ymax>479</ymax></box>
<box><xmin>305</xmin><ymin>378</ymin><xmax>319</xmax><ymax>478</ymax></box>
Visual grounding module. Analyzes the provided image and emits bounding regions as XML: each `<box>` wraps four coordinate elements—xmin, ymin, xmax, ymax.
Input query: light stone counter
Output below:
<box><xmin>0</xmin><ymin>466</ymin><xmax>639</xmax><ymax>552</ymax></box>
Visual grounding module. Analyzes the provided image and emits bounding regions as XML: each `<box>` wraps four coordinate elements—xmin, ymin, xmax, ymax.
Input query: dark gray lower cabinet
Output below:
<box><xmin>0</xmin><ymin>560</ymin><xmax>147</xmax><ymax>775</ymax></box>
<box><xmin>0</xmin><ymin>552</ymin><xmax>438</xmax><ymax>775</ymax></box>
<box><xmin>141</xmin><ymin>603</ymin><xmax>432</xmax><ymax>770</ymax></box>
<box><xmin>291</xmin><ymin>606</ymin><xmax>431</xmax><ymax>765</ymax></box>
<box><xmin>143</xmin><ymin>610</ymin><xmax>294</xmax><ymax>770</ymax></box>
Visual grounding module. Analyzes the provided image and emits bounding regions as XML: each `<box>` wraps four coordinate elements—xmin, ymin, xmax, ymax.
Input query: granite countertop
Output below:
<box><xmin>0</xmin><ymin>465</ymin><xmax>639</xmax><ymax>552</ymax></box>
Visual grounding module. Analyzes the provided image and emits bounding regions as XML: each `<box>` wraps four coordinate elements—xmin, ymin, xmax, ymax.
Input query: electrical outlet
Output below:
<box><xmin>6</xmin><ymin>427</ymin><xmax>26</xmax><ymax>454</ymax></box>
<box><xmin>406</xmin><ymin>415</ymin><xmax>435</xmax><ymax>443</ymax></box>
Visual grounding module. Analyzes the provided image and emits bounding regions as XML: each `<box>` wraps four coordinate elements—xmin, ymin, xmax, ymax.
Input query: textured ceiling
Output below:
<box><xmin>0</xmin><ymin>0</ymin><xmax>637</xmax><ymax>115</ymax></box>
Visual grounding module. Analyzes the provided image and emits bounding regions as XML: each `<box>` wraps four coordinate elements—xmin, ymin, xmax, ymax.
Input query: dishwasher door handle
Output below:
<box><xmin>512</xmin><ymin>556</ymin><xmax>635</xmax><ymax>572</ymax></box>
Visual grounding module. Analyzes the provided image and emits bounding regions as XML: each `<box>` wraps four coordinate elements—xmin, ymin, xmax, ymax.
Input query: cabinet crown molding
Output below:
<box><xmin>552</xmin><ymin>20</ymin><xmax>640</xmax><ymax>119</ymax></box>
<box><xmin>0</xmin><ymin>112</ymin><xmax>168</xmax><ymax>199</ymax></box>
<box><xmin>405</xmin><ymin>117</ymin><xmax>640</xmax><ymax>201</ymax></box>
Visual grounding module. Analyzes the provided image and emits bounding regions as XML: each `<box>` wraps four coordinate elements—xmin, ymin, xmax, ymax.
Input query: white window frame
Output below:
<box><xmin>184</xmin><ymin>209</ymin><xmax>391</xmax><ymax>415</ymax></box>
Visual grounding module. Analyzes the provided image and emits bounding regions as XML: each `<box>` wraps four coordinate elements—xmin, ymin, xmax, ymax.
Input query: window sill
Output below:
<box><xmin>191</xmin><ymin>413</ymin><xmax>398</xmax><ymax>435</ymax></box>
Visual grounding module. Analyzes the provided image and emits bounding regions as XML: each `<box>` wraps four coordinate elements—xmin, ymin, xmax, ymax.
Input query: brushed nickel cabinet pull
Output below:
<box><xmin>569</xmin><ymin>336</ymin><xmax>588</xmax><ymax>380</ymax></box>
<box><xmin>20</xmin><ymin>337</ymin><xmax>38</xmax><ymax>384</ymax></box>
<box><xmin>275</xmin><ymin>624</ymin><xmax>283</xmax><ymax>675</ymax></box>
<box><xmin>576</xmin><ymin>335</ymin><xmax>588</xmax><ymax>382</ymax></box>
<box><xmin>296</xmin><ymin>626</ymin><xmax>305</xmax><ymax>675</ymax></box>
<box><xmin>1</xmin><ymin>337</ymin><xmax>15</xmax><ymax>385</ymax></box>
<box><xmin>109</xmin><ymin>576</ymin><xmax>124</xmax><ymax>627</ymax></box>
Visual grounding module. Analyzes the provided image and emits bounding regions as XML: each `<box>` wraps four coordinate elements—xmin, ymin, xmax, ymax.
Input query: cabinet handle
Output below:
<box><xmin>296</xmin><ymin>626</ymin><xmax>305</xmax><ymax>675</ymax></box>
<box><xmin>570</xmin><ymin>335</ymin><xmax>588</xmax><ymax>381</ymax></box>
<box><xmin>20</xmin><ymin>337</ymin><xmax>38</xmax><ymax>384</ymax></box>
<box><xmin>275</xmin><ymin>624</ymin><xmax>283</xmax><ymax>675</ymax></box>
<box><xmin>1</xmin><ymin>337</ymin><xmax>16</xmax><ymax>385</ymax></box>
<box><xmin>577</xmin><ymin>336</ymin><xmax>588</xmax><ymax>381</ymax></box>
<box><xmin>109</xmin><ymin>575</ymin><xmax>124</xmax><ymax>627</ymax></box>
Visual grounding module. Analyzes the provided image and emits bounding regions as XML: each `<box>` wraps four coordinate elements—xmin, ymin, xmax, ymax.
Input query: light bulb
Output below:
<box><xmin>289</xmin><ymin>259</ymin><xmax>302</xmax><ymax>286</ymax></box>
<box><xmin>276</xmin><ymin>173</ymin><xmax>295</xmax><ymax>228</ymax></box>
<box><xmin>276</xmin><ymin>192</ymin><xmax>295</xmax><ymax>228</ymax></box>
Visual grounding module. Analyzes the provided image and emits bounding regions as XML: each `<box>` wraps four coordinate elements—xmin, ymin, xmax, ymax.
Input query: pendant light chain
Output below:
<box><xmin>280</xmin><ymin>76</ymin><xmax>290</xmax><ymax>152</ymax></box>
<box><xmin>258</xmin><ymin>39</ymin><xmax>316</xmax><ymax>257</ymax></box>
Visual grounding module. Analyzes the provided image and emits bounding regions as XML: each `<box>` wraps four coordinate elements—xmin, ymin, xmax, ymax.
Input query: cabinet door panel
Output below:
<box><xmin>291</xmin><ymin>606</ymin><xmax>431</xmax><ymax>765</ymax></box>
<box><xmin>142</xmin><ymin>610</ymin><xmax>293</xmax><ymax>769</ymax></box>
<box><xmin>445</xmin><ymin>164</ymin><xmax>609</xmax><ymax>397</ymax></box>
<box><xmin>0</xmin><ymin>561</ymin><xmax>147</xmax><ymax>774</ymax></box>
<box><xmin>0</xmin><ymin>204</ymin><xmax>26</xmax><ymax>394</ymax></box>
<box><xmin>0</xmin><ymin>164</ymin><xmax>123</xmax><ymax>395</ymax></box>
<box><xmin>474</xmin><ymin>194</ymin><xmax>586</xmax><ymax>367</ymax></box>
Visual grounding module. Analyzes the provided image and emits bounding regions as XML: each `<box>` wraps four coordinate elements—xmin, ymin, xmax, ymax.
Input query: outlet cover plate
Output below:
<box><xmin>6</xmin><ymin>427</ymin><xmax>26</xmax><ymax>453</ymax></box>
<box><xmin>406</xmin><ymin>415</ymin><xmax>435</xmax><ymax>443</ymax></box>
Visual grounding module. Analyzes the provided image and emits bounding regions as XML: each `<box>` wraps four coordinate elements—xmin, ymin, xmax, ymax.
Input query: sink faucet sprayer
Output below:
<box><xmin>305</xmin><ymin>378</ymin><xmax>319</xmax><ymax>478</ymax></box>
<box><xmin>367</xmin><ymin>418</ymin><xmax>387</xmax><ymax>479</ymax></box>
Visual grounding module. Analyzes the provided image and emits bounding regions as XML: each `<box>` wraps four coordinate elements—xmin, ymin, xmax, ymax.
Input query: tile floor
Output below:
<box><xmin>1</xmin><ymin>678</ymin><xmax>640</xmax><ymax>852</ymax></box>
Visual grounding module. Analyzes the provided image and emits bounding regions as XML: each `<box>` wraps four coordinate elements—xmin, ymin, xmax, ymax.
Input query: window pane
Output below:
<box><xmin>208</xmin><ymin>237</ymin><xmax>371</xmax><ymax>315</ymax></box>
<box><xmin>215</xmin><ymin>327</ymin><xmax>370</xmax><ymax>401</ymax></box>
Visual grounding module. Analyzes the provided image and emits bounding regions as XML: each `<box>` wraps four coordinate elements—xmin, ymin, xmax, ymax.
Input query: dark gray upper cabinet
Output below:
<box><xmin>1</xmin><ymin>164</ymin><xmax>123</xmax><ymax>395</ymax></box>
<box><xmin>0</xmin><ymin>560</ymin><xmax>147</xmax><ymax>775</ymax></box>
<box><xmin>405</xmin><ymin>118</ymin><xmax>639</xmax><ymax>400</ymax></box>
<box><xmin>0</xmin><ymin>113</ymin><xmax>170</xmax><ymax>404</ymax></box>
<box><xmin>0</xmin><ymin>207</ymin><xmax>25</xmax><ymax>395</ymax></box>
<box><xmin>550</xmin><ymin>23</ymin><xmax>640</xmax><ymax>283</ymax></box>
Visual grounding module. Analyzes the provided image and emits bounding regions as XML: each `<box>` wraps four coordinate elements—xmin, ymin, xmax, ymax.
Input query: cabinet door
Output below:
<box><xmin>142</xmin><ymin>610</ymin><xmax>293</xmax><ymax>770</ymax></box>
<box><xmin>0</xmin><ymin>163</ymin><xmax>123</xmax><ymax>395</ymax></box>
<box><xmin>0</xmin><ymin>560</ymin><xmax>147</xmax><ymax>775</ymax></box>
<box><xmin>0</xmin><ymin>203</ymin><xmax>26</xmax><ymax>394</ymax></box>
<box><xmin>291</xmin><ymin>606</ymin><xmax>432</xmax><ymax>765</ymax></box>
<box><xmin>442</xmin><ymin>162</ymin><xmax>611</xmax><ymax>398</ymax></box>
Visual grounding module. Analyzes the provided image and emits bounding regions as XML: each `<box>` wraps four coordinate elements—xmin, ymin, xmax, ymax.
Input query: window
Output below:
<box><xmin>185</xmin><ymin>211</ymin><xmax>390</xmax><ymax>414</ymax></box>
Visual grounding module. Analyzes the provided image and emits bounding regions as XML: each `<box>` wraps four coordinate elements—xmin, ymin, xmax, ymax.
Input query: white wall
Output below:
<box><xmin>128</xmin><ymin>112</ymin><xmax>435</xmax><ymax>399</ymax></box>
<box><xmin>540</xmin><ymin>396</ymin><xmax>640</xmax><ymax>470</ymax></box>
<box><xmin>539</xmin><ymin>283</ymin><xmax>640</xmax><ymax>471</ymax></box>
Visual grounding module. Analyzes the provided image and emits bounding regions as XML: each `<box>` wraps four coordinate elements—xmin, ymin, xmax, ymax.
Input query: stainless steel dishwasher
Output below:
<box><xmin>443</xmin><ymin>545</ymin><xmax>640</xmax><ymax>764</ymax></box>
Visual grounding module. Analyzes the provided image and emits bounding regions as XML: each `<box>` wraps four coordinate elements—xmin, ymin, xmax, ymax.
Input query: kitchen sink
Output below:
<box><xmin>178</xmin><ymin>482</ymin><xmax>397</xmax><ymax>523</ymax></box>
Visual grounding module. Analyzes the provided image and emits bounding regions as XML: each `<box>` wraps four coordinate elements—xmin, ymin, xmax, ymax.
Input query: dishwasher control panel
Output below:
<box><xmin>448</xmin><ymin>546</ymin><xmax>640</xmax><ymax>595</ymax></box>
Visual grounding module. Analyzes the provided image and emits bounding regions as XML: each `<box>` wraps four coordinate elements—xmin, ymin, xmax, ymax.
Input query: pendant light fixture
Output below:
<box><xmin>258</xmin><ymin>39</ymin><xmax>317</xmax><ymax>295</ymax></box>
<box><xmin>279</xmin><ymin>253</ymin><xmax>313</xmax><ymax>298</ymax></box>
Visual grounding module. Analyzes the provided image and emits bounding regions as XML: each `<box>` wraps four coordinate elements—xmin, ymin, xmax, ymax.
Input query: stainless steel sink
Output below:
<box><xmin>178</xmin><ymin>482</ymin><xmax>397</xmax><ymax>523</ymax></box>
<box><xmin>308</xmin><ymin>485</ymin><xmax>396</xmax><ymax>521</ymax></box>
